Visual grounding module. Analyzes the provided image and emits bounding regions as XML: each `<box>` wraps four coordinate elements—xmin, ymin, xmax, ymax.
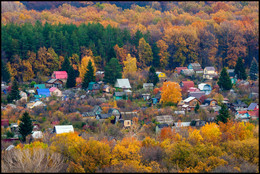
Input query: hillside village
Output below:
<box><xmin>1</xmin><ymin>61</ymin><xmax>259</xmax><ymax>144</ymax></box>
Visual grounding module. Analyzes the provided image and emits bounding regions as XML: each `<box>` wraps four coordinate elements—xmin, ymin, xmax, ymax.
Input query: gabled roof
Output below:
<box><xmin>247</xmin><ymin>103</ymin><xmax>258</xmax><ymax>110</ymax></box>
<box><xmin>183</xmin><ymin>96</ymin><xmax>196</xmax><ymax>103</ymax></box>
<box><xmin>188</xmin><ymin>91</ymin><xmax>205</xmax><ymax>100</ymax></box>
<box><xmin>49</xmin><ymin>87</ymin><xmax>59</xmax><ymax>92</ymax></box>
<box><xmin>248</xmin><ymin>110</ymin><xmax>259</xmax><ymax>117</ymax></box>
<box><xmin>114</xmin><ymin>92</ymin><xmax>126</xmax><ymax>97</ymax></box>
<box><xmin>180</xmin><ymin>81</ymin><xmax>195</xmax><ymax>88</ymax></box>
<box><xmin>198</xmin><ymin>83</ymin><xmax>211</xmax><ymax>90</ymax></box>
<box><xmin>54</xmin><ymin>125</ymin><xmax>74</xmax><ymax>134</ymax></box>
<box><xmin>204</xmin><ymin>67</ymin><xmax>216</xmax><ymax>71</ymax></box>
<box><xmin>115</xmin><ymin>79</ymin><xmax>131</xmax><ymax>89</ymax></box>
<box><xmin>97</xmin><ymin>113</ymin><xmax>112</xmax><ymax>119</ymax></box>
<box><xmin>53</xmin><ymin>71</ymin><xmax>68</xmax><ymax>79</ymax></box>
<box><xmin>189</xmin><ymin>63</ymin><xmax>201</xmax><ymax>70</ymax></box>
<box><xmin>46</xmin><ymin>78</ymin><xmax>63</xmax><ymax>84</ymax></box>
<box><xmin>181</xmin><ymin>69</ymin><xmax>195</xmax><ymax>75</ymax></box>
<box><xmin>157</xmin><ymin>123</ymin><xmax>169</xmax><ymax>129</ymax></box>
<box><xmin>143</xmin><ymin>83</ymin><xmax>154</xmax><ymax>87</ymax></box>
<box><xmin>37</xmin><ymin>89</ymin><xmax>50</xmax><ymax>97</ymax></box>
<box><xmin>175</xmin><ymin>67</ymin><xmax>188</xmax><ymax>74</ymax></box>
<box><xmin>34</xmin><ymin>84</ymin><xmax>46</xmax><ymax>89</ymax></box>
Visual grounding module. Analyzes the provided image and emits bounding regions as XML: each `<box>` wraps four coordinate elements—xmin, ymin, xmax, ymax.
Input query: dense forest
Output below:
<box><xmin>1</xmin><ymin>1</ymin><xmax>259</xmax><ymax>82</ymax></box>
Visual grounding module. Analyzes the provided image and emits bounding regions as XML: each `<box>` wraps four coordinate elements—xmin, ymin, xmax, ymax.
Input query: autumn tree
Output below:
<box><xmin>216</xmin><ymin>103</ymin><xmax>230</xmax><ymax>124</ymax></box>
<box><xmin>18</xmin><ymin>112</ymin><xmax>33</xmax><ymax>142</ymax></box>
<box><xmin>82</xmin><ymin>60</ymin><xmax>95</xmax><ymax>90</ymax></box>
<box><xmin>160</xmin><ymin>81</ymin><xmax>182</xmax><ymax>105</ymax></box>
<box><xmin>21</xmin><ymin>60</ymin><xmax>35</xmax><ymax>82</ymax></box>
<box><xmin>217</xmin><ymin>67</ymin><xmax>232</xmax><ymax>90</ymax></box>
<box><xmin>123</xmin><ymin>54</ymin><xmax>137</xmax><ymax>78</ymax></box>
<box><xmin>156</xmin><ymin>40</ymin><xmax>170</xmax><ymax>68</ymax></box>
<box><xmin>114</xmin><ymin>44</ymin><xmax>128</xmax><ymax>65</ymax></box>
<box><xmin>138</xmin><ymin>38</ymin><xmax>153</xmax><ymax>68</ymax></box>
<box><xmin>234</xmin><ymin>57</ymin><xmax>247</xmax><ymax>80</ymax></box>
<box><xmin>104</xmin><ymin>58</ymin><xmax>122</xmax><ymax>85</ymax></box>
<box><xmin>79</xmin><ymin>55</ymin><xmax>96</xmax><ymax>80</ymax></box>
<box><xmin>249</xmin><ymin>58</ymin><xmax>258</xmax><ymax>80</ymax></box>
<box><xmin>147</xmin><ymin>66</ymin><xmax>159</xmax><ymax>86</ymax></box>
<box><xmin>200</xmin><ymin>122</ymin><xmax>222</xmax><ymax>145</ymax></box>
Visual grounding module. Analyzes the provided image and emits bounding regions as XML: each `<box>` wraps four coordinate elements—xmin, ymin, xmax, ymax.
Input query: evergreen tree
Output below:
<box><xmin>249</xmin><ymin>58</ymin><xmax>258</xmax><ymax>80</ymax></box>
<box><xmin>18</xmin><ymin>111</ymin><xmax>33</xmax><ymax>142</ymax></box>
<box><xmin>66</xmin><ymin>65</ymin><xmax>76</xmax><ymax>88</ymax></box>
<box><xmin>147</xmin><ymin>66</ymin><xmax>159</xmax><ymax>86</ymax></box>
<box><xmin>234</xmin><ymin>57</ymin><xmax>247</xmax><ymax>80</ymax></box>
<box><xmin>152</xmin><ymin>43</ymin><xmax>160</xmax><ymax>68</ymax></box>
<box><xmin>195</xmin><ymin>102</ymin><xmax>200</xmax><ymax>113</ymax></box>
<box><xmin>216</xmin><ymin>103</ymin><xmax>230</xmax><ymax>124</ymax></box>
<box><xmin>82</xmin><ymin>60</ymin><xmax>95</xmax><ymax>90</ymax></box>
<box><xmin>1</xmin><ymin>60</ymin><xmax>11</xmax><ymax>83</ymax></box>
<box><xmin>61</xmin><ymin>56</ymin><xmax>70</xmax><ymax>71</ymax></box>
<box><xmin>104</xmin><ymin>58</ymin><xmax>122</xmax><ymax>85</ymax></box>
<box><xmin>217</xmin><ymin>67</ymin><xmax>232</xmax><ymax>90</ymax></box>
<box><xmin>7</xmin><ymin>79</ymin><xmax>21</xmax><ymax>103</ymax></box>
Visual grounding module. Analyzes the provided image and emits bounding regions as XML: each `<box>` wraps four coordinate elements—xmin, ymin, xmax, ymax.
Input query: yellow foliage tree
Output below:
<box><xmin>187</xmin><ymin>127</ymin><xmax>203</xmax><ymax>145</ymax></box>
<box><xmin>22</xmin><ymin>60</ymin><xmax>35</xmax><ymax>82</ymax></box>
<box><xmin>156</xmin><ymin>39</ymin><xmax>170</xmax><ymax>68</ymax></box>
<box><xmin>79</xmin><ymin>56</ymin><xmax>96</xmax><ymax>80</ymax></box>
<box><xmin>160</xmin><ymin>81</ymin><xmax>182</xmax><ymax>104</ymax></box>
<box><xmin>123</xmin><ymin>54</ymin><xmax>137</xmax><ymax>78</ymax></box>
<box><xmin>200</xmin><ymin>122</ymin><xmax>222</xmax><ymax>145</ymax></box>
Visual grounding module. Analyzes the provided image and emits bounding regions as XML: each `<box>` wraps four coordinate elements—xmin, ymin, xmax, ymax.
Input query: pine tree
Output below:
<box><xmin>234</xmin><ymin>57</ymin><xmax>247</xmax><ymax>80</ymax></box>
<box><xmin>147</xmin><ymin>66</ymin><xmax>159</xmax><ymax>86</ymax></box>
<box><xmin>216</xmin><ymin>103</ymin><xmax>230</xmax><ymax>124</ymax></box>
<box><xmin>66</xmin><ymin>65</ymin><xmax>76</xmax><ymax>88</ymax></box>
<box><xmin>7</xmin><ymin>79</ymin><xmax>21</xmax><ymax>103</ymax></box>
<box><xmin>195</xmin><ymin>102</ymin><xmax>200</xmax><ymax>113</ymax></box>
<box><xmin>82</xmin><ymin>60</ymin><xmax>95</xmax><ymax>90</ymax></box>
<box><xmin>249</xmin><ymin>58</ymin><xmax>258</xmax><ymax>81</ymax></box>
<box><xmin>18</xmin><ymin>111</ymin><xmax>33</xmax><ymax>142</ymax></box>
<box><xmin>61</xmin><ymin>56</ymin><xmax>70</xmax><ymax>71</ymax></box>
<box><xmin>104</xmin><ymin>58</ymin><xmax>122</xmax><ymax>85</ymax></box>
<box><xmin>152</xmin><ymin>43</ymin><xmax>160</xmax><ymax>68</ymax></box>
<box><xmin>1</xmin><ymin>60</ymin><xmax>11</xmax><ymax>83</ymax></box>
<box><xmin>217</xmin><ymin>67</ymin><xmax>232</xmax><ymax>90</ymax></box>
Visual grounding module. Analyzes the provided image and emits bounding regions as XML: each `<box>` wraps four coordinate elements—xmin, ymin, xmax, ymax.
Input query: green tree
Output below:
<box><xmin>147</xmin><ymin>66</ymin><xmax>159</xmax><ymax>86</ymax></box>
<box><xmin>1</xmin><ymin>60</ymin><xmax>11</xmax><ymax>83</ymax></box>
<box><xmin>234</xmin><ymin>57</ymin><xmax>247</xmax><ymax>80</ymax></box>
<box><xmin>18</xmin><ymin>111</ymin><xmax>33</xmax><ymax>142</ymax></box>
<box><xmin>66</xmin><ymin>65</ymin><xmax>76</xmax><ymax>88</ymax></box>
<box><xmin>152</xmin><ymin>43</ymin><xmax>160</xmax><ymax>68</ymax></box>
<box><xmin>195</xmin><ymin>102</ymin><xmax>200</xmax><ymax>113</ymax></box>
<box><xmin>82</xmin><ymin>60</ymin><xmax>95</xmax><ymax>90</ymax></box>
<box><xmin>216</xmin><ymin>103</ymin><xmax>230</xmax><ymax>124</ymax></box>
<box><xmin>61</xmin><ymin>56</ymin><xmax>70</xmax><ymax>71</ymax></box>
<box><xmin>249</xmin><ymin>58</ymin><xmax>258</xmax><ymax>80</ymax></box>
<box><xmin>217</xmin><ymin>67</ymin><xmax>232</xmax><ymax>90</ymax></box>
<box><xmin>104</xmin><ymin>58</ymin><xmax>122</xmax><ymax>85</ymax></box>
<box><xmin>7</xmin><ymin>79</ymin><xmax>21</xmax><ymax>103</ymax></box>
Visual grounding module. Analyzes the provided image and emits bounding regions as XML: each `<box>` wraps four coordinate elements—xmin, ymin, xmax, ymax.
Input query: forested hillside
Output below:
<box><xmin>1</xmin><ymin>1</ymin><xmax>259</xmax><ymax>82</ymax></box>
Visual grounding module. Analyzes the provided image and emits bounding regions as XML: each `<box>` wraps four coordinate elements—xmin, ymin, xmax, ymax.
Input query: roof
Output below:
<box><xmin>248</xmin><ymin>110</ymin><xmax>259</xmax><ymax>117</ymax></box>
<box><xmin>183</xmin><ymin>96</ymin><xmax>196</xmax><ymax>103</ymax></box>
<box><xmin>53</xmin><ymin>71</ymin><xmax>68</xmax><ymax>79</ymax></box>
<box><xmin>37</xmin><ymin>89</ymin><xmax>50</xmax><ymax>97</ymax></box>
<box><xmin>175</xmin><ymin>67</ymin><xmax>188</xmax><ymax>74</ymax></box>
<box><xmin>156</xmin><ymin>115</ymin><xmax>174</xmax><ymax>124</ymax></box>
<box><xmin>96</xmin><ymin>71</ymin><xmax>104</xmax><ymax>75</ymax></box>
<box><xmin>188</xmin><ymin>91</ymin><xmax>205</xmax><ymax>100</ymax></box>
<box><xmin>46</xmin><ymin>78</ymin><xmax>62</xmax><ymax>84</ymax></box>
<box><xmin>93</xmin><ymin>105</ymin><xmax>101</xmax><ymax>113</ymax></box>
<box><xmin>204</xmin><ymin>98</ymin><xmax>217</xmax><ymax>104</ymax></box>
<box><xmin>204</xmin><ymin>67</ymin><xmax>216</xmax><ymax>71</ymax></box>
<box><xmin>115</xmin><ymin>79</ymin><xmax>131</xmax><ymax>89</ymax></box>
<box><xmin>32</xmin><ymin>131</ymin><xmax>43</xmax><ymax>139</ymax></box>
<box><xmin>143</xmin><ymin>83</ymin><xmax>154</xmax><ymax>87</ymax></box>
<box><xmin>174</xmin><ymin>122</ymin><xmax>191</xmax><ymax>127</ymax></box>
<box><xmin>82</xmin><ymin>112</ymin><xmax>96</xmax><ymax>117</ymax></box>
<box><xmin>34</xmin><ymin>84</ymin><xmax>46</xmax><ymax>89</ymax></box>
<box><xmin>114</xmin><ymin>92</ymin><xmax>126</xmax><ymax>97</ymax></box>
<box><xmin>103</xmin><ymin>85</ymin><xmax>110</xmax><ymax>89</ymax></box>
<box><xmin>54</xmin><ymin>125</ymin><xmax>74</xmax><ymax>134</ymax></box>
<box><xmin>189</xmin><ymin>63</ymin><xmax>201</xmax><ymax>70</ymax></box>
<box><xmin>188</xmin><ymin>87</ymin><xmax>199</xmax><ymax>92</ymax></box>
<box><xmin>237</xmin><ymin>111</ymin><xmax>248</xmax><ymax>114</ymax></box>
<box><xmin>97</xmin><ymin>114</ymin><xmax>112</xmax><ymax>119</ymax></box>
<box><xmin>247</xmin><ymin>103</ymin><xmax>258</xmax><ymax>110</ymax></box>
<box><xmin>88</xmin><ymin>82</ymin><xmax>100</xmax><ymax>90</ymax></box>
<box><xmin>76</xmin><ymin>77</ymin><xmax>82</xmax><ymax>83</ymax></box>
<box><xmin>198</xmin><ymin>83</ymin><xmax>211</xmax><ymax>90</ymax></box>
<box><xmin>157</xmin><ymin>123</ymin><xmax>169</xmax><ymax>129</ymax></box>
<box><xmin>181</xmin><ymin>69</ymin><xmax>195</xmax><ymax>75</ymax></box>
<box><xmin>180</xmin><ymin>81</ymin><xmax>194</xmax><ymax>88</ymax></box>
<box><xmin>49</xmin><ymin>87</ymin><xmax>58</xmax><ymax>92</ymax></box>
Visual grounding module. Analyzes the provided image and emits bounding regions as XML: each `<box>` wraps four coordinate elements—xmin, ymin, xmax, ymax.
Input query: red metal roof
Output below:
<box><xmin>175</xmin><ymin>67</ymin><xmax>188</xmax><ymax>74</ymax></box>
<box><xmin>181</xmin><ymin>81</ymin><xmax>195</xmax><ymax>88</ymax></box>
<box><xmin>53</xmin><ymin>71</ymin><xmax>68</xmax><ymax>79</ymax></box>
<box><xmin>238</xmin><ymin>111</ymin><xmax>248</xmax><ymax>114</ymax></box>
<box><xmin>248</xmin><ymin>110</ymin><xmax>259</xmax><ymax>117</ymax></box>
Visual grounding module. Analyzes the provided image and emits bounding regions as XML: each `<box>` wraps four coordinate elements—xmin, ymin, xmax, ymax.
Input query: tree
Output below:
<box><xmin>195</xmin><ymin>102</ymin><xmax>200</xmax><ymax>113</ymax></box>
<box><xmin>82</xmin><ymin>60</ymin><xmax>95</xmax><ymax>90</ymax></box>
<box><xmin>234</xmin><ymin>57</ymin><xmax>247</xmax><ymax>80</ymax></box>
<box><xmin>79</xmin><ymin>56</ymin><xmax>96</xmax><ymax>80</ymax></box>
<box><xmin>160</xmin><ymin>81</ymin><xmax>182</xmax><ymax>104</ymax></box>
<box><xmin>1</xmin><ymin>60</ymin><xmax>11</xmax><ymax>83</ymax></box>
<box><xmin>217</xmin><ymin>67</ymin><xmax>232</xmax><ymax>90</ymax></box>
<box><xmin>61</xmin><ymin>56</ymin><xmax>71</xmax><ymax>72</ymax></box>
<box><xmin>216</xmin><ymin>103</ymin><xmax>230</xmax><ymax>124</ymax></box>
<box><xmin>104</xmin><ymin>58</ymin><xmax>122</xmax><ymax>85</ymax></box>
<box><xmin>123</xmin><ymin>54</ymin><xmax>137</xmax><ymax>78</ymax></box>
<box><xmin>18</xmin><ymin>111</ymin><xmax>33</xmax><ymax>142</ymax></box>
<box><xmin>7</xmin><ymin>79</ymin><xmax>21</xmax><ymax>103</ymax></box>
<box><xmin>156</xmin><ymin>40</ymin><xmax>170</xmax><ymax>68</ymax></box>
<box><xmin>249</xmin><ymin>58</ymin><xmax>258</xmax><ymax>80</ymax></box>
<box><xmin>66</xmin><ymin>64</ymin><xmax>76</xmax><ymax>88</ymax></box>
<box><xmin>147</xmin><ymin>66</ymin><xmax>159</xmax><ymax>86</ymax></box>
<box><xmin>138</xmin><ymin>38</ymin><xmax>153</xmax><ymax>68</ymax></box>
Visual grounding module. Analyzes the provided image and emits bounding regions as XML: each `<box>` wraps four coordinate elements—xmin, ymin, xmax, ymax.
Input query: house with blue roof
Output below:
<box><xmin>247</xmin><ymin>103</ymin><xmax>259</xmax><ymax>111</ymax></box>
<box><xmin>36</xmin><ymin>89</ymin><xmax>50</xmax><ymax>98</ymax></box>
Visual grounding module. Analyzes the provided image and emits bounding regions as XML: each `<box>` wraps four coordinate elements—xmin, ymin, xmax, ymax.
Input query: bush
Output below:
<box><xmin>6</xmin><ymin>131</ymin><xmax>14</xmax><ymax>138</ymax></box>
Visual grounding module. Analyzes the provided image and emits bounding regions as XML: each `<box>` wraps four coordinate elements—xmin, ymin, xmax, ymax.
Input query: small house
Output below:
<box><xmin>156</xmin><ymin>72</ymin><xmax>167</xmax><ymax>78</ymax></box>
<box><xmin>248</xmin><ymin>110</ymin><xmax>259</xmax><ymax>120</ymax></box>
<box><xmin>233</xmin><ymin>100</ymin><xmax>248</xmax><ymax>111</ymax></box>
<box><xmin>114</xmin><ymin>92</ymin><xmax>126</xmax><ymax>101</ymax></box>
<box><xmin>103</xmin><ymin>85</ymin><xmax>112</xmax><ymax>93</ymax></box>
<box><xmin>187</xmin><ymin>87</ymin><xmax>200</xmax><ymax>93</ymax></box>
<box><xmin>198</xmin><ymin>83</ymin><xmax>212</xmax><ymax>95</ymax></box>
<box><xmin>187</xmin><ymin>63</ymin><xmax>203</xmax><ymax>73</ymax></box>
<box><xmin>247</xmin><ymin>103</ymin><xmax>259</xmax><ymax>111</ymax></box>
<box><xmin>1</xmin><ymin>119</ymin><xmax>9</xmax><ymax>127</ymax></box>
<box><xmin>82</xmin><ymin>105</ymin><xmax>102</xmax><ymax>119</ymax></box>
<box><xmin>53</xmin><ymin>125</ymin><xmax>74</xmax><ymax>134</ymax></box>
<box><xmin>204</xmin><ymin>98</ymin><xmax>217</xmax><ymax>107</ymax></box>
<box><xmin>179</xmin><ymin>96</ymin><xmax>201</xmax><ymax>111</ymax></box>
<box><xmin>36</xmin><ymin>88</ymin><xmax>50</xmax><ymax>97</ymax></box>
<box><xmin>19</xmin><ymin>91</ymin><xmax>28</xmax><ymax>102</ymax></box>
<box><xmin>124</xmin><ymin>120</ymin><xmax>132</xmax><ymax>127</ymax></box>
<box><xmin>155</xmin><ymin>123</ymin><xmax>169</xmax><ymax>134</ymax></box>
<box><xmin>142</xmin><ymin>93</ymin><xmax>151</xmax><ymax>101</ymax></box>
<box><xmin>32</xmin><ymin>131</ymin><xmax>43</xmax><ymax>139</ymax></box>
<box><xmin>235</xmin><ymin>111</ymin><xmax>250</xmax><ymax>121</ymax></box>
<box><xmin>175</xmin><ymin>67</ymin><xmax>188</xmax><ymax>74</ymax></box>
<box><xmin>180</xmin><ymin>69</ymin><xmax>195</xmax><ymax>76</ymax></box>
<box><xmin>203</xmin><ymin>67</ymin><xmax>217</xmax><ymax>79</ymax></box>
<box><xmin>34</xmin><ymin>84</ymin><xmax>46</xmax><ymax>89</ymax></box>
<box><xmin>115</xmin><ymin>79</ymin><xmax>131</xmax><ymax>90</ymax></box>
<box><xmin>143</xmin><ymin>83</ymin><xmax>154</xmax><ymax>90</ymax></box>
<box><xmin>45</xmin><ymin>78</ymin><xmax>63</xmax><ymax>88</ymax></box>
<box><xmin>188</xmin><ymin>91</ymin><xmax>206</xmax><ymax>100</ymax></box>
<box><xmin>27</xmin><ymin>101</ymin><xmax>46</xmax><ymax>109</ymax></box>
<box><xmin>155</xmin><ymin>115</ymin><xmax>174</xmax><ymax>125</ymax></box>
<box><xmin>179</xmin><ymin>81</ymin><xmax>195</xmax><ymax>91</ymax></box>
<box><xmin>51</xmin><ymin>71</ymin><xmax>68</xmax><ymax>83</ymax></box>
<box><xmin>49</xmin><ymin>87</ymin><xmax>62</xmax><ymax>97</ymax></box>
<box><xmin>88</xmin><ymin>82</ymin><xmax>100</xmax><ymax>93</ymax></box>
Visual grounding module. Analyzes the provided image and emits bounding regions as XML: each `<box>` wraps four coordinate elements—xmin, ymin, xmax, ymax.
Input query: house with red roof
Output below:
<box><xmin>179</xmin><ymin>81</ymin><xmax>195</xmax><ymax>92</ymax></box>
<box><xmin>51</xmin><ymin>71</ymin><xmax>68</xmax><ymax>83</ymax></box>
<box><xmin>235</xmin><ymin>110</ymin><xmax>250</xmax><ymax>121</ymax></box>
<box><xmin>248</xmin><ymin>110</ymin><xmax>259</xmax><ymax>120</ymax></box>
<box><xmin>175</xmin><ymin>67</ymin><xmax>188</xmax><ymax>74</ymax></box>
